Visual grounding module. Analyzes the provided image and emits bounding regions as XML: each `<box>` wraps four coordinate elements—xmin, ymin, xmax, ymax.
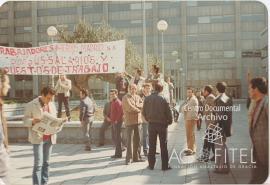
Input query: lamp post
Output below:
<box><xmin>157</xmin><ymin>20</ymin><xmax>168</xmax><ymax>74</ymax></box>
<box><xmin>47</xmin><ymin>26</ymin><xmax>58</xmax><ymax>87</ymax></box>
<box><xmin>172</xmin><ymin>50</ymin><xmax>183</xmax><ymax>101</ymax></box>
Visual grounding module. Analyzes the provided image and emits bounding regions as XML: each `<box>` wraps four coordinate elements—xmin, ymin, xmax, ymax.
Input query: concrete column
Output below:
<box><xmin>32</xmin><ymin>2</ymin><xmax>39</xmax><ymax>98</ymax></box>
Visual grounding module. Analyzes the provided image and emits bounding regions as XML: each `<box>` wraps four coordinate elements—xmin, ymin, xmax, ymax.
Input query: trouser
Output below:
<box><xmin>126</xmin><ymin>124</ymin><xmax>141</xmax><ymax>162</ymax></box>
<box><xmin>141</xmin><ymin>123</ymin><xmax>149</xmax><ymax>152</ymax></box>
<box><xmin>99</xmin><ymin>121</ymin><xmax>111</xmax><ymax>145</ymax></box>
<box><xmin>202</xmin><ymin>128</ymin><xmax>215</xmax><ymax>158</ymax></box>
<box><xmin>197</xmin><ymin>119</ymin><xmax>202</xmax><ymax>130</ymax></box>
<box><xmin>214</xmin><ymin>137</ymin><xmax>230</xmax><ymax>173</ymax></box>
<box><xmin>0</xmin><ymin>144</ymin><xmax>9</xmax><ymax>185</ymax></box>
<box><xmin>112</xmin><ymin>122</ymin><xmax>122</xmax><ymax>157</ymax></box>
<box><xmin>250</xmin><ymin>148</ymin><xmax>269</xmax><ymax>184</ymax></box>
<box><xmin>185</xmin><ymin>120</ymin><xmax>197</xmax><ymax>152</ymax></box>
<box><xmin>148</xmin><ymin>123</ymin><xmax>169</xmax><ymax>170</ymax></box>
<box><xmin>81</xmin><ymin>118</ymin><xmax>93</xmax><ymax>148</ymax></box>
<box><xmin>32</xmin><ymin>140</ymin><xmax>53</xmax><ymax>185</ymax></box>
<box><xmin>57</xmin><ymin>93</ymin><xmax>70</xmax><ymax>118</ymax></box>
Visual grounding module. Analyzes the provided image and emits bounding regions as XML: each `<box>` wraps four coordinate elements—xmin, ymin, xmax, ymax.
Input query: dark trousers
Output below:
<box><xmin>57</xmin><ymin>93</ymin><xmax>70</xmax><ymax>118</ymax></box>
<box><xmin>99</xmin><ymin>121</ymin><xmax>111</xmax><ymax>145</ymax></box>
<box><xmin>202</xmin><ymin>129</ymin><xmax>215</xmax><ymax>158</ymax></box>
<box><xmin>112</xmin><ymin>122</ymin><xmax>122</xmax><ymax>157</ymax></box>
<box><xmin>126</xmin><ymin>124</ymin><xmax>141</xmax><ymax>162</ymax></box>
<box><xmin>148</xmin><ymin>123</ymin><xmax>169</xmax><ymax>170</ymax></box>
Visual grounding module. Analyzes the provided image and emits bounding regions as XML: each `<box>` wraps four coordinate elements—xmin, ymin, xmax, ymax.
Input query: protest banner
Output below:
<box><xmin>0</xmin><ymin>40</ymin><xmax>125</xmax><ymax>75</ymax></box>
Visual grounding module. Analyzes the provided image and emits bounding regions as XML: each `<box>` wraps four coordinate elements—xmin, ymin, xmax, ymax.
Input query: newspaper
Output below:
<box><xmin>32</xmin><ymin>112</ymin><xmax>66</xmax><ymax>136</ymax></box>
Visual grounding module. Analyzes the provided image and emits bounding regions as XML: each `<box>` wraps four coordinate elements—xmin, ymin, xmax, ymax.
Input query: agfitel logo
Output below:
<box><xmin>203</xmin><ymin>124</ymin><xmax>223</xmax><ymax>146</ymax></box>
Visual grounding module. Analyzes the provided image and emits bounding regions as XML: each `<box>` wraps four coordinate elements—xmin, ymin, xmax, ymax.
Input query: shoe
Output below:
<box><xmin>126</xmin><ymin>160</ymin><xmax>131</xmax><ymax>165</ymax></box>
<box><xmin>185</xmin><ymin>151</ymin><xmax>195</xmax><ymax>156</ymax></box>
<box><xmin>85</xmin><ymin>146</ymin><xmax>91</xmax><ymax>151</ymax></box>
<box><xmin>133</xmin><ymin>159</ymin><xmax>145</xmax><ymax>163</ymax></box>
<box><xmin>111</xmin><ymin>155</ymin><xmax>122</xmax><ymax>159</ymax></box>
<box><xmin>162</xmin><ymin>166</ymin><xmax>172</xmax><ymax>171</ymax></box>
<box><xmin>67</xmin><ymin>117</ymin><xmax>71</xmax><ymax>122</ymax></box>
<box><xmin>214</xmin><ymin>170</ymin><xmax>230</xmax><ymax>174</ymax></box>
<box><xmin>122</xmin><ymin>147</ymin><xmax>126</xmax><ymax>152</ymax></box>
<box><xmin>155</xmin><ymin>152</ymin><xmax>160</xmax><ymax>155</ymax></box>
<box><xmin>97</xmin><ymin>143</ymin><xmax>104</xmax><ymax>147</ymax></box>
<box><xmin>210</xmin><ymin>156</ymin><xmax>215</xmax><ymax>161</ymax></box>
<box><xmin>147</xmin><ymin>166</ymin><xmax>154</xmax><ymax>170</ymax></box>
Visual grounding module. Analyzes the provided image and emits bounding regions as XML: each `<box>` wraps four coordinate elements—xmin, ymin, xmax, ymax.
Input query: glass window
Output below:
<box><xmin>240</xmin><ymin>14</ymin><xmax>265</xmax><ymax>22</ymax></box>
<box><xmin>37</xmin><ymin>7</ymin><xmax>77</xmax><ymax>17</ymax></box>
<box><xmin>15</xmin><ymin>27</ymin><xmax>32</xmax><ymax>33</ymax></box>
<box><xmin>198</xmin><ymin>17</ymin><xmax>210</xmax><ymax>24</ymax></box>
<box><xmin>83</xmin><ymin>5</ymin><xmax>103</xmax><ymax>14</ymax></box>
<box><xmin>198</xmin><ymin>24</ymin><xmax>211</xmax><ymax>33</ymax></box>
<box><xmin>15</xmin><ymin>11</ymin><xmax>31</xmax><ymax>18</ymax></box>
<box><xmin>199</xmin><ymin>52</ymin><xmax>211</xmax><ymax>59</ymax></box>
<box><xmin>187</xmin><ymin>25</ymin><xmax>198</xmax><ymax>34</ymax></box>
<box><xmin>109</xmin><ymin>3</ymin><xmax>130</xmax><ymax>12</ymax></box>
<box><xmin>224</xmin><ymin>51</ymin><xmax>235</xmax><ymax>58</ymax></box>
<box><xmin>0</xmin><ymin>28</ymin><xmax>8</xmax><ymax>35</ymax></box>
<box><xmin>130</xmin><ymin>20</ymin><xmax>142</xmax><ymax>24</ymax></box>
<box><xmin>0</xmin><ymin>12</ymin><xmax>8</xmax><ymax>19</ymax></box>
<box><xmin>130</xmin><ymin>2</ymin><xmax>152</xmax><ymax>10</ymax></box>
<box><xmin>187</xmin><ymin>1</ymin><xmax>197</xmax><ymax>7</ymax></box>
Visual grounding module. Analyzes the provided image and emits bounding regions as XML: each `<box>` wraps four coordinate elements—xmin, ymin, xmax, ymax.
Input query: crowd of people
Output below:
<box><xmin>0</xmin><ymin>65</ymin><xmax>268</xmax><ymax>185</ymax></box>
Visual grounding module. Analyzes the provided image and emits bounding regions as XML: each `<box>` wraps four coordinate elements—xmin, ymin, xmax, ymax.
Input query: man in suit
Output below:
<box><xmin>181</xmin><ymin>88</ymin><xmax>199</xmax><ymax>156</ymax></box>
<box><xmin>198</xmin><ymin>85</ymin><xmax>216</xmax><ymax>162</ymax></box>
<box><xmin>214</xmin><ymin>82</ymin><xmax>233</xmax><ymax>174</ymax></box>
<box><xmin>122</xmin><ymin>84</ymin><xmax>144</xmax><ymax>165</ymax></box>
<box><xmin>142</xmin><ymin>82</ymin><xmax>173</xmax><ymax>171</ymax></box>
<box><xmin>248</xmin><ymin>77</ymin><xmax>268</xmax><ymax>184</ymax></box>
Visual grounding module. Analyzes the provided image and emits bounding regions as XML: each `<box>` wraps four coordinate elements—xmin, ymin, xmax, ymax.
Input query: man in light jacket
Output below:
<box><xmin>55</xmin><ymin>75</ymin><xmax>72</xmax><ymax>120</ymax></box>
<box><xmin>0</xmin><ymin>69</ymin><xmax>10</xmax><ymax>185</ymax></box>
<box><xmin>181</xmin><ymin>88</ymin><xmax>198</xmax><ymax>156</ymax></box>
<box><xmin>198</xmin><ymin>85</ymin><xmax>216</xmax><ymax>162</ymax></box>
<box><xmin>130</xmin><ymin>69</ymin><xmax>145</xmax><ymax>93</ymax></box>
<box><xmin>24</xmin><ymin>87</ymin><xmax>58</xmax><ymax>185</ymax></box>
<box><xmin>122</xmin><ymin>84</ymin><xmax>144</xmax><ymax>165</ymax></box>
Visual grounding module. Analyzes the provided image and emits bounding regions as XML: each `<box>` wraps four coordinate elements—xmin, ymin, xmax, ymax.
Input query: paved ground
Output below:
<box><xmin>9</xmin><ymin>102</ymin><xmax>262</xmax><ymax>184</ymax></box>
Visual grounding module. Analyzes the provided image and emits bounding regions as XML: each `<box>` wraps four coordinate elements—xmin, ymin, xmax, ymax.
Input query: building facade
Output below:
<box><xmin>0</xmin><ymin>1</ymin><xmax>267</xmax><ymax>99</ymax></box>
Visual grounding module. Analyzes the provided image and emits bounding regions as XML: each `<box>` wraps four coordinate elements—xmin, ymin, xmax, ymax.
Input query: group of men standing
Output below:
<box><xmin>99</xmin><ymin>67</ymin><xmax>173</xmax><ymax>170</ymax></box>
<box><xmin>0</xmin><ymin>67</ymin><xmax>267</xmax><ymax>185</ymax></box>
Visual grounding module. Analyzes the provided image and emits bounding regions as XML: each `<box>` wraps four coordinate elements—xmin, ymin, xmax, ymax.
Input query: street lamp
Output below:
<box><xmin>157</xmin><ymin>20</ymin><xmax>168</xmax><ymax>74</ymax></box>
<box><xmin>47</xmin><ymin>26</ymin><xmax>58</xmax><ymax>87</ymax></box>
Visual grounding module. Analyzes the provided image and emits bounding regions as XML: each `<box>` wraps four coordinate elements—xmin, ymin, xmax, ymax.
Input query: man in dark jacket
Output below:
<box><xmin>142</xmin><ymin>82</ymin><xmax>173</xmax><ymax>171</ymax></box>
<box><xmin>79</xmin><ymin>88</ymin><xmax>95</xmax><ymax>151</ymax></box>
<box><xmin>98</xmin><ymin>99</ymin><xmax>111</xmax><ymax>147</ymax></box>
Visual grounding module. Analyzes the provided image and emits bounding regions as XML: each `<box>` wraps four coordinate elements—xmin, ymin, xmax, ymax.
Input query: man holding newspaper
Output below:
<box><xmin>24</xmin><ymin>87</ymin><xmax>67</xmax><ymax>185</ymax></box>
